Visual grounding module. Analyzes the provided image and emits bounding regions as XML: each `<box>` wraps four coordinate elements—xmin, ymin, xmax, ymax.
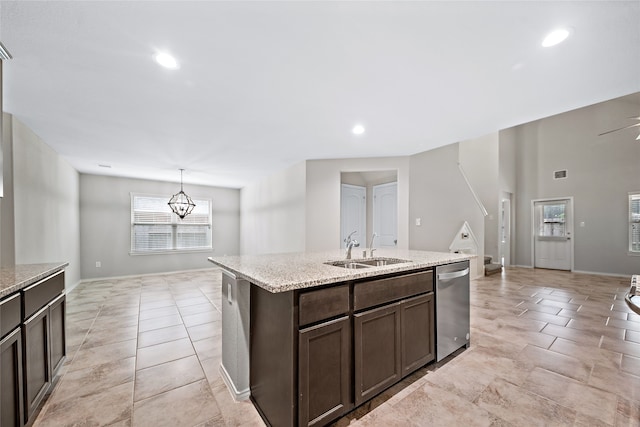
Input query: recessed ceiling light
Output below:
<box><xmin>542</xmin><ymin>28</ymin><xmax>571</xmax><ymax>47</ymax></box>
<box><xmin>154</xmin><ymin>52</ymin><xmax>180</xmax><ymax>69</ymax></box>
<box><xmin>98</xmin><ymin>164</ymin><xmax>112</xmax><ymax>168</ymax></box>
<box><xmin>352</xmin><ymin>124</ymin><xmax>365</xmax><ymax>135</ymax></box>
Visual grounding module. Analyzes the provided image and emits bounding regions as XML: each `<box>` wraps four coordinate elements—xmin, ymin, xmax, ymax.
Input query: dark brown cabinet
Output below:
<box><xmin>354</xmin><ymin>303</ymin><xmax>401</xmax><ymax>406</ymax></box>
<box><xmin>22</xmin><ymin>307</ymin><xmax>50</xmax><ymax>421</ymax></box>
<box><xmin>298</xmin><ymin>316</ymin><xmax>351</xmax><ymax>427</ymax></box>
<box><xmin>1</xmin><ymin>291</ymin><xmax>24</xmax><ymax>427</ymax></box>
<box><xmin>250</xmin><ymin>268</ymin><xmax>435</xmax><ymax>427</ymax></box>
<box><xmin>48</xmin><ymin>294</ymin><xmax>66</xmax><ymax>376</ymax></box>
<box><xmin>401</xmin><ymin>293</ymin><xmax>435</xmax><ymax>376</ymax></box>
<box><xmin>21</xmin><ymin>270</ymin><xmax>66</xmax><ymax>423</ymax></box>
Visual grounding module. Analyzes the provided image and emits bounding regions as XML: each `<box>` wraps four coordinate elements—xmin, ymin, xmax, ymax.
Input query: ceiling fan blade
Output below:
<box><xmin>598</xmin><ymin>122</ymin><xmax>640</xmax><ymax>136</ymax></box>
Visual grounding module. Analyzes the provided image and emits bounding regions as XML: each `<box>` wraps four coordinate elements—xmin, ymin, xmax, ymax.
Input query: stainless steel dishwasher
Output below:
<box><xmin>435</xmin><ymin>260</ymin><xmax>470</xmax><ymax>361</ymax></box>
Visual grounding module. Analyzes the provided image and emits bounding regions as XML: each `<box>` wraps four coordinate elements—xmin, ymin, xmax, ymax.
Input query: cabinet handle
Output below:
<box><xmin>437</xmin><ymin>268</ymin><xmax>470</xmax><ymax>281</ymax></box>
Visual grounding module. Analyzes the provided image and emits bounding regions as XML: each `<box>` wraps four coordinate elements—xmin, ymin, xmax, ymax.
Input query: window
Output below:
<box><xmin>131</xmin><ymin>194</ymin><xmax>212</xmax><ymax>253</ymax></box>
<box><xmin>631</xmin><ymin>193</ymin><xmax>640</xmax><ymax>253</ymax></box>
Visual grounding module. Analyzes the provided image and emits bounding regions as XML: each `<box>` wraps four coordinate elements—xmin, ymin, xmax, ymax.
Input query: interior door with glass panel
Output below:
<box><xmin>533</xmin><ymin>199</ymin><xmax>572</xmax><ymax>270</ymax></box>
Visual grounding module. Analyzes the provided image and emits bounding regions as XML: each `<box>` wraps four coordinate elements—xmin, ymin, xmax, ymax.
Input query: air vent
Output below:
<box><xmin>554</xmin><ymin>170</ymin><xmax>568</xmax><ymax>180</ymax></box>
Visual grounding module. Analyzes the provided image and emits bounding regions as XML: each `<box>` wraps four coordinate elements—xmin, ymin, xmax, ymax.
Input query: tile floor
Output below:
<box><xmin>31</xmin><ymin>267</ymin><xmax>640</xmax><ymax>427</ymax></box>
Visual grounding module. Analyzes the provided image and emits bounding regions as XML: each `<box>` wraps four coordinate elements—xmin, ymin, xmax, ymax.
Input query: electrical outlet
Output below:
<box><xmin>415</xmin><ymin>218</ymin><xmax>421</xmax><ymax>226</ymax></box>
<box><xmin>96</xmin><ymin>261</ymin><xmax>101</xmax><ymax>268</ymax></box>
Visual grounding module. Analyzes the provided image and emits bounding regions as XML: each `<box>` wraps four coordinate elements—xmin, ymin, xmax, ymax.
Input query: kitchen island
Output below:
<box><xmin>208</xmin><ymin>250</ymin><xmax>472</xmax><ymax>427</ymax></box>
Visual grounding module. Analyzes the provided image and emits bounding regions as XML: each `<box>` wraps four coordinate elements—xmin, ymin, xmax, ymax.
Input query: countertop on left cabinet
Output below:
<box><xmin>0</xmin><ymin>263</ymin><xmax>69</xmax><ymax>298</ymax></box>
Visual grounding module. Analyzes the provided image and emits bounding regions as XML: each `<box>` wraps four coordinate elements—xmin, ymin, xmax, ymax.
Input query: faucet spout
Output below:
<box><xmin>344</xmin><ymin>231</ymin><xmax>360</xmax><ymax>259</ymax></box>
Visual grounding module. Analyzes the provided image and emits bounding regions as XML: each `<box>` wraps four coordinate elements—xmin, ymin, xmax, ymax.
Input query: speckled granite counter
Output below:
<box><xmin>208</xmin><ymin>249</ymin><xmax>472</xmax><ymax>293</ymax></box>
<box><xmin>0</xmin><ymin>263</ymin><xmax>69</xmax><ymax>298</ymax></box>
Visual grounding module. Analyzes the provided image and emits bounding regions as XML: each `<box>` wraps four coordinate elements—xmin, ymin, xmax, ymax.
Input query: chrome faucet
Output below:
<box><xmin>344</xmin><ymin>230</ymin><xmax>360</xmax><ymax>259</ymax></box>
<box><xmin>369</xmin><ymin>232</ymin><xmax>377</xmax><ymax>258</ymax></box>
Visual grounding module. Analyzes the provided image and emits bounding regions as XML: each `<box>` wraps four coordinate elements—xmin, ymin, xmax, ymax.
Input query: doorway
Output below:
<box><xmin>499</xmin><ymin>192</ymin><xmax>513</xmax><ymax>266</ymax></box>
<box><xmin>532</xmin><ymin>198</ymin><xmax>573</xmax><ymax>270</ymax></box>
<box><xmin>340</xmin><ymin>184</ymin><xmax>366</xmax><ymax>248</ymax></box>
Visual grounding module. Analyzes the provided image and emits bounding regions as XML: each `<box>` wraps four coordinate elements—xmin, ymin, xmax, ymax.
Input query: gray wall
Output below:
<box><xmin>2</xmin><ymin>114</ymin><xmax>82</xmax><ymax>287</ymax></box>
<box><xmin>409</xmin><ymin>143</ymin><xmax>485</xmax><ymax>277</ymax></box>
<box><xmin>459</xmin><ymin>133</ymin><xmax>499</xmax><ymax>261</ymax></box>
<box><xmin>80</xmin><ymin>174</ymin><xmax>240</xmax><ymax>279</ymax></box>
<box><xmin>305</xmin><ymin>157</ymin><xmax>411</xmax><ymax>252</ymax></box>
<box><xmin>239</xmin><ymin>161</ymin><xmax>306</xmax><ymax>255</ymax></box>
<box><xmin>513</xmin><ymin>92</ymin><xmax>640</xmax><ymax>275</ymax></box>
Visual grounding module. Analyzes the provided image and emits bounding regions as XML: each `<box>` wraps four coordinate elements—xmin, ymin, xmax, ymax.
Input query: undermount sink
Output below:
<box><xmin>325</xmin><ymin>257</ymin><xmax>412</xmax><ymax>269</ymax></box>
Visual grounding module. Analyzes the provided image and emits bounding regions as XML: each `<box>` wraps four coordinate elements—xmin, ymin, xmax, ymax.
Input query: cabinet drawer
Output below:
<box><xmin>354</xmin><ymin>270</ymin><xmax>433</xmax><ymax>311</ymax></box>
<box><xmin>299</xmin><ymin>284</ymin><xmax>349</xmax><ymax>327</ymax></box>
<box><xmin>23</xmin><ymin>270</ymin><xmax>65</xmax><ymax>320</ymax></box>
<box><xmin>0</xmin><ymin>293</ymin><xmax>21</xmax><ymax>339</ymax></box>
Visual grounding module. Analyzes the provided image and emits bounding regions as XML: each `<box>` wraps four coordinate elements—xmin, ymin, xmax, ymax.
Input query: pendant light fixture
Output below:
<box><xmin>168</xmin><ymin>169</ymin><xmax>196</xmax><ymax>219</ymax></box>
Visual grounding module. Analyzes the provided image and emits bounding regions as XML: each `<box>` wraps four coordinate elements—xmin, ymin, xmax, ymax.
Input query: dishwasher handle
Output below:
<box><xmin>438</xmin><ymin>268</ymin><xmax>470</xmax><ymax>281</ymax></box>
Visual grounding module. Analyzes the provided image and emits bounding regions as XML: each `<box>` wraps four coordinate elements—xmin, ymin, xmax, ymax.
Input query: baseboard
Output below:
<box><xmin>78</xmin><ymin>267</ymin><xmax>221</xmax><ymax>284</ymax></box>
<box><xmin>219</xmin><ymin>363</ymin><xmax>250</xmax><ymax>402</ymax></box>
<box><xmin>571</xmin><ymin>269</ymin><xmax>632</xmax><ymax>279</ymax></box>
<box><xmin>65</xmin><ymin>279</ymin><xmax>82</xmax><ymax>293</ymax></box>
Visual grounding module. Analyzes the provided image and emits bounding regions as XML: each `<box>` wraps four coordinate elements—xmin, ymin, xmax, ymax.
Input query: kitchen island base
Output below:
<box><xmin>250</xmin><ymin>268</ymin><xmax>436</xmax><ymax>427</ymax></box>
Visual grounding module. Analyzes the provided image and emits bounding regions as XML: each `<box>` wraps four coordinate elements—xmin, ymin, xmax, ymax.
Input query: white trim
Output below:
<box><xmin>531</xmin><ymin>197</ymin><xmax>575</xmax><ymax>272</ymax></box>
<box><xmin>457</xmin><ymin>163</ymin><xmax>488</xmax><ymax>217</ymax></box>
<box><xmin>571</xmin><ymin>270</ymin><xmax>632</xmax><ymax>279</ymax></box>
<box><xmin>219</xmin><ymin>363</ymin><xmax>250</xmax><ymax>401</ymax></box>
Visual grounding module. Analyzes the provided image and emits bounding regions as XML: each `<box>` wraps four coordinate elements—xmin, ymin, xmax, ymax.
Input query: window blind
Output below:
<box><xmin>131</xmin><ymin>194</ymin><xmax>212</xmax><ymax>253</ymax></box>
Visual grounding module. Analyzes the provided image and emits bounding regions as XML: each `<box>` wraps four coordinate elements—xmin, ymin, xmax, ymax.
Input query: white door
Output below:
<box><xmin>373</xmin><ymin>182</ymin><xmax>397</xmax><ymax>247</ymax></box>
<box><xmin>341</xmin><ymin>184</ymin><xmax>366</xmax><ymax>248</ymax></box>
<box><xmin>499</xmin><ymin>193</ymin><xmax>512</xmax><ymax>266</ymax></box>
<box><xmin>533</xmin><ymin>199</ymin><xmax>573</xmax><ymax>270</ymax></box>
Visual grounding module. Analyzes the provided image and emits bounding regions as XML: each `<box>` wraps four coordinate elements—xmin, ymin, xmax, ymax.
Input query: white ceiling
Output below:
<box><xmin>1</xmin><ymin>1</ymin><xmax>639</xmax><ymax>188</ymax></box>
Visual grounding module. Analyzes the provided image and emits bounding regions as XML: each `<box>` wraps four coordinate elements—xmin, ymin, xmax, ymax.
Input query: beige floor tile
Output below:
<box><xmin>182</xmin><ymin>310</ymin><xmax>222</xmax><ymax>328</ymax></box>
<box><xmin>193</xmin><ymin>336</ymin><xmax>222</xmax><ymax>362</ymax></box>
<box><xmin>187</xmin><ymin>321</ymin><xmax>222</xmax><ymax>342</ymax></box>
<box><xmin>474</xmin><ymin>377</ymin><xmax>576</xmax><ymax>426</ymax></box>
<box><xmin>621</xmin><ymin>354</ymin><xmax>640</xmax><ymax>376</ymax></box>
<box><xmin>517</xmin><ymin>344</ymin><xmax>591</xmax><ymax>383</ymax></box>
<box><xmin>136</xmin><ymin>337</ymin><xmax>195</xmax><ymax>370</ymax></box>
<box><xmin>132</xmin><ymin>379</ymin><xmax>221</xmax><ymax>427</ymax></box>
<box><xmin>68</xmin><ymin>339</ymin><xmax>137</xmax><ymax>372</ymax></box>
<box><xmin>82</xmin><ymin>325</ymin><xmax>139</xmax><ymax>349</ymax></box>
<box><xmin>35</xmin><ymin>381</ymin><xmax>133</xmax><ymax>427</ymax></box>
<box><xmin>49</xmin><ymin>356</ymin><xmax>136</xmax><ymax>403</ymax></box>
<box><xmin>137</xmin><ymin>324</ymin><xmax>189</xmax><ymax>348</ymax></box>
<box><xmin>138</xmin><ymin>305</ymin><xmax>180</xmax><ymax>320</ymax></box>
<box><xmin>615</xmin><ymin>397</ymin><xmax>640</xmax><ymax>426</ymax></box>
<box><xmin>179</xmin><ymin>302</ymin><xmax>217</xmax><ymax>316</ymax></box>
<box><xmin>138</xmin><ymin>314</ymin><xmax>183</xmax><ymax>333</ymax></box>
<box><xmin>522</xmin><ymin>367</ymin><xmax>617</xmax><ymax>424</ymax></box>
<box><xmin>134</xmin><ymin>355</ymin><xmax>205</xmax><ymax>401</ymax></box>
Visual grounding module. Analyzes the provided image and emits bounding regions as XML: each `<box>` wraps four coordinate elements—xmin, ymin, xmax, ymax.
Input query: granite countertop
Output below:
<box><xmin>208</xmin><ymin>249</ymin><xmax>473</xmax><ymax>293</ymax></box>
<box><xmin>0</xmin><ymin>263</ymin><xmax>69</xmax><ymax>299</ymax></box>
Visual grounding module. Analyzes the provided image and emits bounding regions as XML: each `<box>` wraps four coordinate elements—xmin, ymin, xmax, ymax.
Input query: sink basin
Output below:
<box><xmin>325</xmin><ymin>257</ymin><xmax>412</xmax><ymax>269</ymax></box>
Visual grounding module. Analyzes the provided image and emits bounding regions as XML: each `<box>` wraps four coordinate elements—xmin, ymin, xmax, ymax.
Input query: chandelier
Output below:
<box><xmin>168</xmin><ymin>169</ymin><xmax>196</xmax><ymax>219</ymax></box>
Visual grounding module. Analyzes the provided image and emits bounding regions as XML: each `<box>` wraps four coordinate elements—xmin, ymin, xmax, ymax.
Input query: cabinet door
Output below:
<box><xmin>1</xmin><ymin>328</ymin><xmax>24</xmax><ymax>427</ymax></box>
<box><xmin>23</xmin><ymin>306</ymin><xmax>50</xmax><ymax>422</ymax></box>
<box><xmin>401</xmin><ymin>293</ymin><xmax>435</xmax><ymax>376</ymax></box>
<box><xmin>354</xmin><ymin>303</ymin><xmax>401</xmax><ymax>406</ymax></box>
<box><xmin>49</xmin><ymin>294</ymin><xmax>66</xmax><ymax>376</ymax></box>
<box><xmin>298</xmin><ymin>316</ymin><xmax>351</xmax><ymax>427</ymax></box>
